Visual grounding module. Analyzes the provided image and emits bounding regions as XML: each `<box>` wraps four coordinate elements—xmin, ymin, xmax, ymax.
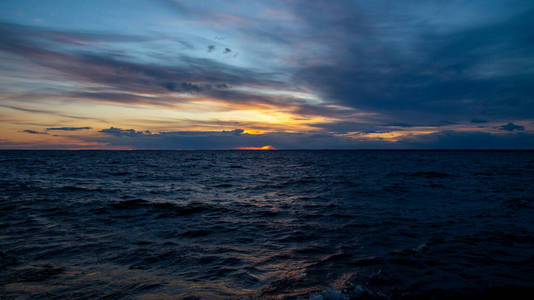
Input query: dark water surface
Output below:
<box><xmin>1</xmin><ymin>150</ymin><xmax>534</xmax><ymax>299</ymax></box>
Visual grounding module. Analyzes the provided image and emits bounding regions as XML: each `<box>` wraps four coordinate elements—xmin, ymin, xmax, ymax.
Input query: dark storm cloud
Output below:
<box><xmin>499</xmin><ymin>122</ymin><xmax>524</xmax><ymax>131</ymax></box>
<box><xmin>289</xmin><ymin>1</ymin><xmax>534</xmax><ymax>123</ymax></box>
<box><xmin>46</xmin><ymin>127</ymin><xmax>92</xmax><ymax>131</ymax></box>
<box><xmin>135</xmin><ymin>0</ymin><xmax>534</xmax><ymax>125</ymax></box>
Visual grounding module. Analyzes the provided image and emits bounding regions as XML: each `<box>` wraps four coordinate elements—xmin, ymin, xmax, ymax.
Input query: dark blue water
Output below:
<box><xmin>1</xmin><ymin>150</ymin><xmax>534</xmax><ymax>299</ymax></box>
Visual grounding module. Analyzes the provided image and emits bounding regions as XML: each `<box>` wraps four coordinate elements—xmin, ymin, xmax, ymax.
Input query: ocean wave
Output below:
<box><xmin>1</xmin><ymin>150</ymin><xmax>533</xmax><ymax>298</ymax></box>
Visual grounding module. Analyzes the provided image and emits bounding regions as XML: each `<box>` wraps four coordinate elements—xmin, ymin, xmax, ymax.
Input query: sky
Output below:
<box><xmin>1</xmin><ymin>0</ymin><xmax>533</xmax><ymax>149</ymax></box>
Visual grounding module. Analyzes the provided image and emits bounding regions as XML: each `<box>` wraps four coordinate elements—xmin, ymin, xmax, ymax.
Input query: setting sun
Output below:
<box><xmin>234</xmin><ymin>145</ymin><xmax>276</xmax><ymax>150</ymax></box>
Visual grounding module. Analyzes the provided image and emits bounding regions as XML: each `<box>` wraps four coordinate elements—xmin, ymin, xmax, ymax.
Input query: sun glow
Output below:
<box><xmin>234</xmin><ymin>145</ymin><xmax>276</xmax><ymax>150</ymax></box>
<box><xmin>243</xmin><ymin>129</ymin><xmax>267</xmax><ymax>134</ymax></box>
<box><xmin>342</xmin><ymin>129</ymin><xmax>438</xmax><ymax>142</ymax></box>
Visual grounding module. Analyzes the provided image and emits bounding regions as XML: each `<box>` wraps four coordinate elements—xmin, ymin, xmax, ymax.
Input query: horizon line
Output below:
<box><xmin>1</xmin><ymin>148</ymin><xmax>534</xmax><ymax>151</ymax></box>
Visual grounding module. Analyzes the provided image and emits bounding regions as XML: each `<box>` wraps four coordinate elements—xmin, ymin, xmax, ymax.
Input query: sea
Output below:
<box><xmin>1</xmin><ymin>150</ymin><xmax>533</xmax><ymax>299</ymax></box>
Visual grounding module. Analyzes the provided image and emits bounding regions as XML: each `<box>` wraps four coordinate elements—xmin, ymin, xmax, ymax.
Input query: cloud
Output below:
<box><xmin>92</xmin><ymin>128</ymin><xmax>353</xmax><ymax>149</ymax></box>
<box><xmin>398</xmin><ymin>130</ymin><xmax>534</xmax><ymax>149</ymax></box>
<box><xmin>2</xmin><ymin>2</ymin><xmax>534</xmax><ymax>149</ymax></box>
<box><xmin>0</xmin><ymin>104</ymin><xmax>52</xmax><ymax>114</ymax></box>
<box><xmin>23</xmin><ymin>129</ymin><xmax>48</xmax><ymax>135</ymax></box>
<box><xmin>0</xmin><ymin>21</ymin><xmax>327</xmax><ymax>116</ymax></box>
<box><xmin>499</xmin><ymin>122</ymin><xmax>524</xmax><ymax>131</ymax></box>
<box><xmin>0</xmin><ymin>22</ymin><xmax>277</xmax><ymax>90</ymax></box>
<box><xmin>87</xmin><ymin>126</ymin><xmax>534</xmax><ymax>150</ymax></box>
<box><xmin>0</xmin><ymin>104</ymin><xmax>105</xmax><ymax>122</ymax></box>
<box><xmin>161</xmin><ymin>82</ymin><xmax>202</xmax><ymax>92</ymax></box>
<box><xmin>0</xmin><ymin>21</ymin><xmax>169</xmax><ymax>46</ymax></box>
<box><xmin>310</xmin><ymin>122</ymin><xmax>378</xmax><ymax>134</ymax></box>
<box><xmin>99</xmin><ymin>127</ymin><xmax>151</xmax><ymax>137</ymax></box>
<box><xmin>289</xmin><ymin>1</ymin><xmax>534</xmax><ymax>124</ymax></box>
<box><xmin>312</xmin><ymin>120</ymin><xmax>459</xmax><ymax>135</ymax></box>
<box><xmin>46</xmin><ymin>127</ymin><xmax>92</xmax><ymax>131</ymax></box>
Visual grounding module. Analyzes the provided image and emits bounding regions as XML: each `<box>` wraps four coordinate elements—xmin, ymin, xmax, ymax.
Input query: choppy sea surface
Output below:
<box><xmin>1</xmin><ymin>150</ymin><xmax>534</xmax><ymax>299</ymax></box>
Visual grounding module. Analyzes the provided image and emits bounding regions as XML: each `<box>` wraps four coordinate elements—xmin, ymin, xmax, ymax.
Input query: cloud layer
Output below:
<box><xmin>1</xmin><ymin>0</ymin><xmax>533</xmax><ymax>149</ymax></box>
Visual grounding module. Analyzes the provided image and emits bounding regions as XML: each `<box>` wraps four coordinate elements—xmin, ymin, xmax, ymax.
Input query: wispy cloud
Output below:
<box><xmin>23</xmin><ymin>129</ymin><xmax>48</xmax><ymax>135</ymax></box>
<box><xmin>46</xmin><ymin>126</ymin><xmax>92</xmax><ymax>131</ymax></box>
<box><xmin>0</xmin><ymin>104</ymin><xmax>51</xmax><ymax>114</ymax></box>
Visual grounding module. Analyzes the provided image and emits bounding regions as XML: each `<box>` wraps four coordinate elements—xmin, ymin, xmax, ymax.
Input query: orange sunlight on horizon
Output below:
<box><xmin>234</xmin><ymin>145</ymin><xmax>276</xmax><ymax>150</ymax></box>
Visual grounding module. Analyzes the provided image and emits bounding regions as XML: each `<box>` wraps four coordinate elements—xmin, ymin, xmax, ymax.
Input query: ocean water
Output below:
<box><xmin>1</xmin><ymin>150</ymin><xmax>534</xmax><ymax>299</ymax></box>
